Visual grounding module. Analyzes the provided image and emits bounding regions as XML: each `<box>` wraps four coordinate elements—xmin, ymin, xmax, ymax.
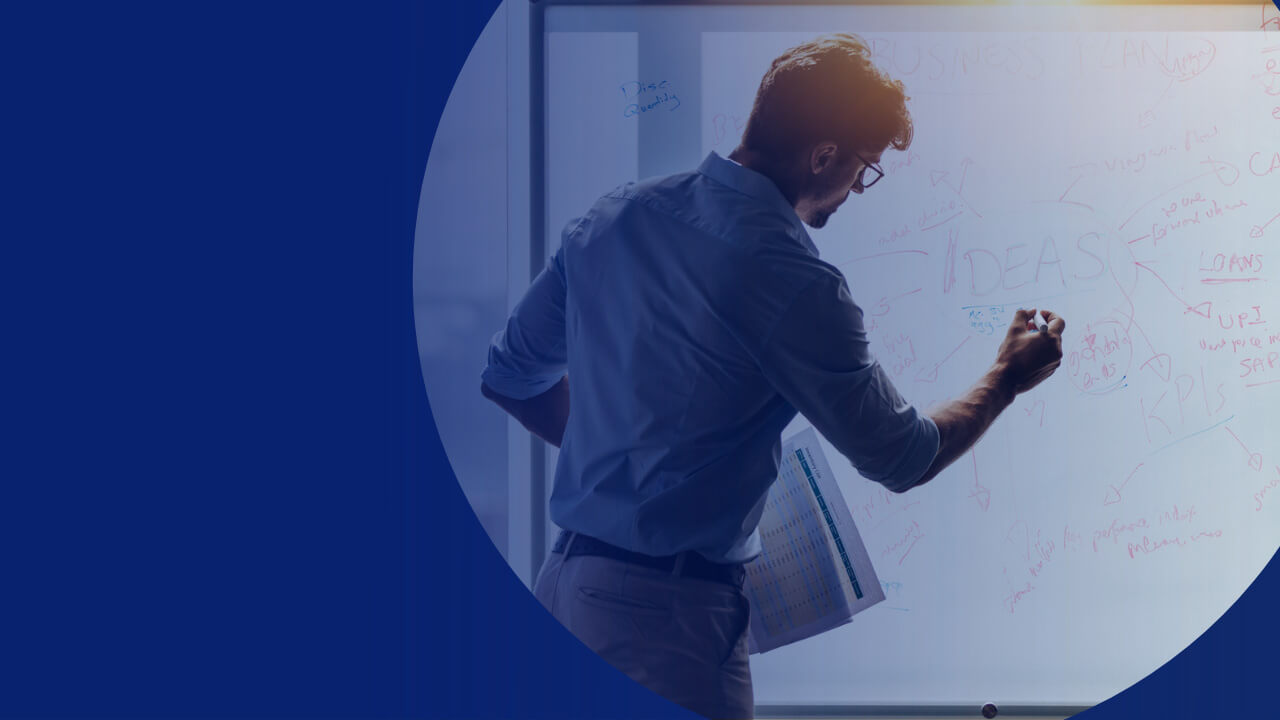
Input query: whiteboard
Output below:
<box><xmin>540</xmin><ymin>2</ymin><xmax>1280</xmax><ymax>709</ymax></box>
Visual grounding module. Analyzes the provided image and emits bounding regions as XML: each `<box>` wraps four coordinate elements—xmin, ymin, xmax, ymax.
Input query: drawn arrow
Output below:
<box><xmin>1249</xmin><ymin>210</ymin><xmax>1280</xmax><ymax>239</ymax></box>
<box><xmin>1103</xmin><ymin>463</ymin><xmax>1145</xmax><ymax>506</ymax></box>
<box><xmin>1188</xmin><ymin>301</ymin><xmax>1212</xmax><ymax>317</ymax></box>
<box><xmin>1111</xmin><ymin>304</ymin><xmax>1174</xmax><ymax>382</ymax></box>
<box><xmin>1139</xmin><ymin>353</ymin><xmax>1173</xmax><ymax>382</ymax></box>
<box><xmin>915</xmin><ymin>336</ymin><xmax>971</xmax><ymax>383</ymax></box>
<box><xmin>1134</xmin><ymin>262</ymin><xmax>1210</xmax><ymax>318</ymax></box>
<box><xmin>1225</xmin><ymin>426</ymin><xmax>1264</xmax><ymax>471</ymax></box>
<box><xmin>1057</xmin><ymin>174</ymin><xmax>1095</xmax><ymax>212</ymax></box>
<box><xmin>969</xmin><ymin>451</ymin><xmax>990</xmax><ymax>511</ymax></box>
<box><xmin>1023</xmin><ymin>399</ymin><xmax>1046</xmax><ymax>427</ymax></box>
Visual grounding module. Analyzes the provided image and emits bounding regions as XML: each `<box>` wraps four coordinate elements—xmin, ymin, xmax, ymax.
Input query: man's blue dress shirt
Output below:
<box><xmin>482</xmin><ymin>152</ymin><xmax>939</xmax><ymax>563</ymax></box>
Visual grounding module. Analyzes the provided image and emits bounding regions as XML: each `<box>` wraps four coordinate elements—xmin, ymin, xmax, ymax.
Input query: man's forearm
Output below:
<box><xmin>914</xmin><ymin>364</ymin><xmax>1016</xmax><ymax>487</ymax></box>
<box><xmin>480</xmin><ymin>376</ymin><xmax>570</xmax><ymax>448</ymax></box>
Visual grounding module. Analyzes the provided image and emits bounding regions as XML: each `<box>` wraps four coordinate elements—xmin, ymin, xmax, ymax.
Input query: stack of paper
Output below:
<box><xmin>746</xmin><ymin>427</ymin><xmax>885</xmax><ymax>654</ymax></box>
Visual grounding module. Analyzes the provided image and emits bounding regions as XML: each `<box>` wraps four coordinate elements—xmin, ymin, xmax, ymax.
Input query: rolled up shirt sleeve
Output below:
<box><xmin>481</xmin><ymin>244</ymin><xmax>569</xmax><ymax>400</ymax></box>
<box><xmin>756</xmin><ymin>271</ymin><xmax>939</xmax><ymax>492</ymax></box>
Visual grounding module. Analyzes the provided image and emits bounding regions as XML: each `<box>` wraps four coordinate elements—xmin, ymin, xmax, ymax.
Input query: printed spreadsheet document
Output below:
<box><xmin>746</xmin><ymin>427</ymin><xmax>885</xmax><ymax>654</ymax></box>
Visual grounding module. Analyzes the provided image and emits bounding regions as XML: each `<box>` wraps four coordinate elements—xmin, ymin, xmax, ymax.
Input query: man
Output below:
<box><xmin>481</xmin><ymin>34</ymin><xmax>1064</xmax><ymax>720</ymax></box>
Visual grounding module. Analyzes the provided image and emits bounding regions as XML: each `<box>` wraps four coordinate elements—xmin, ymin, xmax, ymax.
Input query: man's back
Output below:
<box><xmin>484</xmin><ymin>152</ymin><xmax>940</xmax><ymax>563</ymax></box>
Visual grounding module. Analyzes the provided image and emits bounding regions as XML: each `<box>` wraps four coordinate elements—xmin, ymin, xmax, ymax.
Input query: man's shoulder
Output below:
<box><xmin>598</xmin><ymin>167</ymin><xmax>704</xmax><ymax>215</ymax></box>
<box><xmin>594</xmin><ymin>168</ymin><xmax>805</xmax><ymax>254</ymax></box>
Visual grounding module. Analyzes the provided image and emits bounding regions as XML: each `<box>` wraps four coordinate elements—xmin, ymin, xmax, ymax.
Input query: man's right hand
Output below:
<box><xmin>994</xmin><ymin>307</ymin><xmax>1065</xmax><ymax>395</ymax></box>
<box><xmin>911</xmin><ymin>308</ymin><xmax>1066</xmax><ymax>490</ymax></box>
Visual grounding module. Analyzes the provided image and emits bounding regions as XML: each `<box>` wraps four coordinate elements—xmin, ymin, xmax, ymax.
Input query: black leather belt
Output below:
<box><xmin>552</xmin><ymin>530</ymin><xmax>746</xmax><ymax>589</ymax></box>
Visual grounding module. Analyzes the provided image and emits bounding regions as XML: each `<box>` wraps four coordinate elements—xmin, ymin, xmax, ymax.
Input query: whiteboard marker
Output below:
<box><xmin>1032</xmin><ymin>313</ymin><xmax>1049</xmax><ymax>333</ymax></box>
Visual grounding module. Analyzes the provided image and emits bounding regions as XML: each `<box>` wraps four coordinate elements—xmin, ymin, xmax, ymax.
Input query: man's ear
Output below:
<box><xmin>810</xmin><ymin>142</ymin><xmax>839</xmax><ymax>175</ymax></box>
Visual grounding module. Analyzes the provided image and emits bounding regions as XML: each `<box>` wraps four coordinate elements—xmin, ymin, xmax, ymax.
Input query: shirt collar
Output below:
<box><xmin>697</xmin><ymin>151</ymin><xmax>816</xmax><ymax>255</ymax></box>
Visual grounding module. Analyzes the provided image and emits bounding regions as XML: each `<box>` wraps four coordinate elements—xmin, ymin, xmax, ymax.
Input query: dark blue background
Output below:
<box><xmin>0</xmin><ymin>1</ymin><xmax>1273</xmax><ymax>717</ymax></box>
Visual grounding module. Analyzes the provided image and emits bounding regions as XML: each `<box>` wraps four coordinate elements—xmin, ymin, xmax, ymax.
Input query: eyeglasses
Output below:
<box><xmin>851</xmin><ymin>150</ymin><xmax>884</xmax><ymax>193</ymax></box>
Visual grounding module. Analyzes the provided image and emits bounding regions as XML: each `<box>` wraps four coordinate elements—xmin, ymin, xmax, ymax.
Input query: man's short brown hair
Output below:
<box><xmin>741</xmin><ymin>34</ymin><xmax>912</xmax><ymax>160</ymax></box>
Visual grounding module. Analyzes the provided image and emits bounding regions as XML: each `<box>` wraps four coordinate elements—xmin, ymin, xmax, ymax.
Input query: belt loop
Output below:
<box><xmin>671</xmin><ymin>551</ymin><xmax>687</xmax><ymax>577</ymax></box>
<box><xmin>562</xmin><ymin>531</ymin><xmax>578</xmax><ymax>556</ymax></box>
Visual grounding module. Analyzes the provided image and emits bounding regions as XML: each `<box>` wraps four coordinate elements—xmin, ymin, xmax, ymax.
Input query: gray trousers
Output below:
<box><xmin>533</xmin><ymin>539</ymin><xmax>754</xmax><ymax>719</ymax></box>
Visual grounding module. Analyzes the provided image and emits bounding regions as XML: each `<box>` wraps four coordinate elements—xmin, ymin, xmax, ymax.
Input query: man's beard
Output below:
<box><xmin>806</xmin><ymin>209</ymin><xmax>832</xmax><ymax>229</ymax></box>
